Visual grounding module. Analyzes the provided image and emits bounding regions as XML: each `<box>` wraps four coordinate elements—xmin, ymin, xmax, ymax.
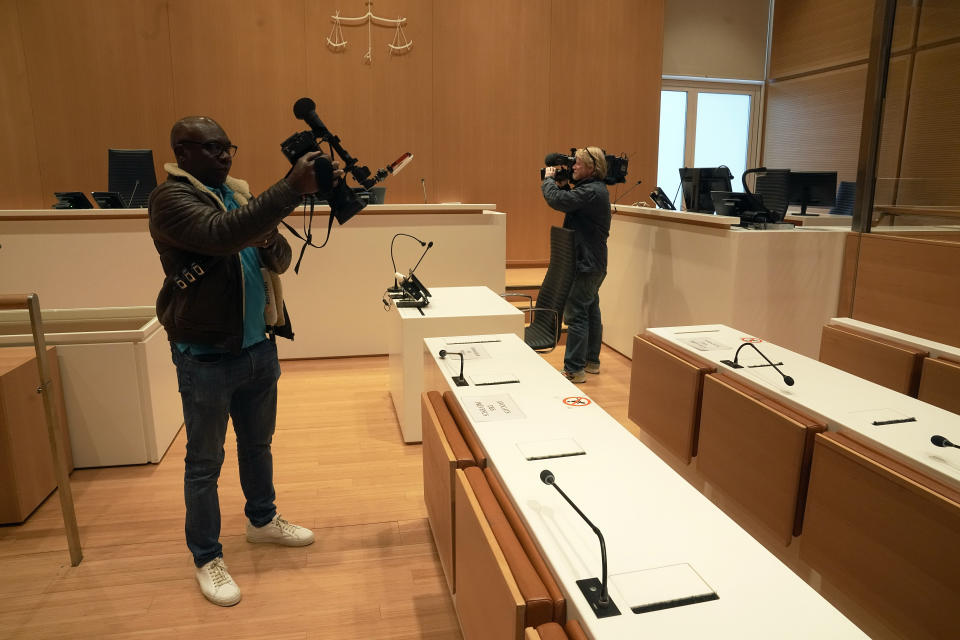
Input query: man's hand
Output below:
<box><xmin>248</xmin><ymin>228</ymin><xmax>280</xmax><ymax>249</ymax></box>
<box><xmin>543</xmin><ymin>166</ymin><xmax>557</xmax><ymax>179</ymax></box>
<box><xmin>285</xmin><ymin>151</ymin><xmax>346</xmax><ymax>195</ymax></box>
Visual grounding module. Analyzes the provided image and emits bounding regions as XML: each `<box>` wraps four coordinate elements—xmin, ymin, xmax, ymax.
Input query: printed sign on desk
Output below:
<box><xmin>678</xmin><ymin>336</ymin><xmax>731</xmax><ymax>351</ymax></box>
<box><xmin>462</xmin><ymin>394</ymin><xmax>526</xmax><ymax>422</ymax></box>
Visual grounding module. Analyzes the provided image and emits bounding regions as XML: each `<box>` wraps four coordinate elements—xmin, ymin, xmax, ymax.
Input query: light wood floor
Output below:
<box><xmin>0</xmin><ymin>344</ymin><xmax>636</xmax><ymax>640</ymax></box>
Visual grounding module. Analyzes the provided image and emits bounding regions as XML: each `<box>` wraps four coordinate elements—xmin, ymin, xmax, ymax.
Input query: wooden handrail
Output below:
<box><xmin>0</xmin><ymin>292</ymin><xmax>82</xmax><ymax>565</ymax></box>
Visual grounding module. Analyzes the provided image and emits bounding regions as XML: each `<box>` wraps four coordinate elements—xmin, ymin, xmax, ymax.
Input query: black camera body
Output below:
<box><xmin>280</xmin><ymin>130</ymin><xmax>363</xmax><ymax>225</ymax></box>
<box><xmin>540</xmin><ymin>149</ymin><xmax>629</xmax><ymax>185</ymax></box>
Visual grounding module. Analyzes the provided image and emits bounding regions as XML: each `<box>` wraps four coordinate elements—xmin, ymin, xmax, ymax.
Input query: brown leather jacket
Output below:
<box><xmin>148</xmin><ymin>164</ymin><xmax>302</xmax><ymax>352</ymax></box>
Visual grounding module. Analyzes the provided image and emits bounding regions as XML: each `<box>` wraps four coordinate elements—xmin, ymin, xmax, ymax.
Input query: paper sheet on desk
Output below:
<box><xmin>462</xmin><ymin>394</ymin><xmax>526</xmax><ymax>422</ymax></box>
<box><xmin>677</xmin><ymin>336</ymin><xmax>731</xmax><ymax>351</ymax></box>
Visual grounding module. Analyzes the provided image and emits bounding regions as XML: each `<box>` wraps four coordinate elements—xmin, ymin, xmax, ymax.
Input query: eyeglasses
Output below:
<box><xmin>178</xmin><ymin>140</ymin><xmax>238</xmax><ymax>158</ymax></box>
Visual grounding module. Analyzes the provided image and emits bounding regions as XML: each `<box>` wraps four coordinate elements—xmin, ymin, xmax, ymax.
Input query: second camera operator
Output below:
<box><xmin>541</xmin><ymin>147</ymin><xmax>611</xmax><ymax>383</ymax></box>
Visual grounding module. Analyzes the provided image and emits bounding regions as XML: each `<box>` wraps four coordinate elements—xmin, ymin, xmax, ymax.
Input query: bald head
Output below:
<box><xmin>170</xmin><ymin>116</ymin><xmax>233</xmax><ymax>186</ymax></box>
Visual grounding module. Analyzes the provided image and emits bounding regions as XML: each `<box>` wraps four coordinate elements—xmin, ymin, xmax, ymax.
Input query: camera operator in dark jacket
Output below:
<box><xmin>148</xmin><ymin>115</ymin><xmax>339</xmax><ymax>607</ymax></box>
<box><xmin>541</xmin><ymin>147</ymin><xmax>611</xmax><ymax>383</ymax></box>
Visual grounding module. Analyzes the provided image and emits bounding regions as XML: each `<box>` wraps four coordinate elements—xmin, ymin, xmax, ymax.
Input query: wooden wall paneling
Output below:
<box><xmin>917</xmin><ymin>356</ymin><xmax>960</xmax><ymax>415</ymax></box>
<box><xmin>305</xmin><ymin>0</ymin><xmax>433</xmax><ymax>207</ymax></box>
<box><xmin>546</xmin><ymin>0</ymin><xmax>663</xmax><ymax>262</ymax></box>
<box><xmin>896</xmin><ymin>42</ymin><xmax>960</xmax><ymax>206</ymax></box>
<box><xmin>768</xmin><ymin>0</ymin><xmax>915</xmax><ymax>80</ymax></box>
<box><xmin>433</xmin><ymin>0</ymin><xmax>552</xmax><ymax>263</ymax></box>
<box><xmin>0</xmin><ymin>0</ymin><xmax>43</xmax><ymax>210</ymax></box>
<box><xmin>917</xmin><ymin>0</ymin><xmax>960</xmax><ymax>46</ymax></box>
<box><xmin>818</xmin><ymin>324</ymin><xmax>925</xmax><ymax>395</ymax></box>
<box><xmin>835</xmin><ymin>232</ymin><xmax>861</xmax><ymax>317</ymax></box>
<box><xmin>167</xmin><ymin>0</ymin><xmax>307</xmax><ymax>195</ymax></box>
<box><xmin>800</xmin><ymin>432</ymin><xmax>960</xmax><ymax>640</ymax></box>
<box><xmin>875</xmin><ymin>55</ymin><xmax>911</xmax><ymax>205</ymax></box>
<box><xmin>763</xmin><ymin>65</ymin><xmax>868</xmax><ymax>181</ymax></box>
<box><xmin>851</xmin><ymin>233</ymin><xmax>960</xmax><ymax>348</ymax></box>
<box><xmin>17</xmin><ymin>0</ymin><xmax>176</xmax><ymax>209</ymax></box>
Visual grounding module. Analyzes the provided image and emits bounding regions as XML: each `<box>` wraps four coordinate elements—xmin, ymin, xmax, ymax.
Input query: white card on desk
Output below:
<box><xmin>469</xmin><ymin>371</ymin><xmax>520</xmax><ymax>386</ymax></box>
<box><xmin>462</xmin><ymin>394</ymin><xmax>526</xmax><ymax>422</ymax></box>
<box><xmin>611</xmin><ymin>563</ymin><xmax>718</xmax><ymax>614</ymax></box>
<box><xmin>516</xmin><ymin>438</ymin><xmax>585</xmax><ymax>461</ymax></box>
<box><xmin>678</xmin><ymin>336</ymin><xmax>731</xmax><ymax>351</ymax></box>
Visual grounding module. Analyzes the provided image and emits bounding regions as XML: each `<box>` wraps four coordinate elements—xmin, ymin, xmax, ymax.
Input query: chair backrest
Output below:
<box><xmin>829</xmin><ymin>181</ymin><xmax>856</xmax><ymax>215</ymax></box>
<box><xmin>529</xmin><ymin>226</ymin><xmax>576</xmax><ymax>346</ymax></box>
<box><xmin>754</xmin><ymin>170</ymin><xmax>790</xmax><ymax>220</ymax></box>
<box><xmin>108</xmin><ymin>149</ymin><xmax>157</xmax><ymax>208</ymax></box>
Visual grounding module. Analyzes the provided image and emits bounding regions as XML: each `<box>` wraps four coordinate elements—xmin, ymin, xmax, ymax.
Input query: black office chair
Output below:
<box><xmin>753</xmin><ymin>170</ymin><xmax>790</xmax><ymax>221</ymax></box>
<box><xmin>108</xmin><ymin>149</ymin><xmax>158</xmax><ymax>208</ymax></box>
<box><xmin>503</xmin><ymin>226</ymin><xmax>576</xmax><ymax>353</ymax></box>
<box><xmin>829</xmin><ymin>181</ymin><xmax>856</xmax><ymax>215</ymax></box>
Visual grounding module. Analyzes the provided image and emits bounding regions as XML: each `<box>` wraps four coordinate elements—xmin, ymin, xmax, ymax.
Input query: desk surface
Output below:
<box><xmin>829</xmin><ymin>317</ymin><xmax>960</xmax><ymax>361</ymax></box>
<box><xmin>424</xmin><ymin>333</ymin><xmax>866</xmax><ymax>639</ymax></box>
<box><xmin>648</xmin><ymin>324</ymin><xmax>960</xmax><ymax>492</ymax></box>
<box><xmin>394</xmin><ymin>286</ymin><xmax>521</xmax><ymax>320</ymax></box>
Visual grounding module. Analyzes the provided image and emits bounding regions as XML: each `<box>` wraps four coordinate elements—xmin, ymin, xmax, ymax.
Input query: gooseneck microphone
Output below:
<box><xmin>721</xmin><ymin>342</ymin><xmax>795</xmax><ymax>386</ymax></box>
<box><xmin>126</xmin><ymin>179</ymin><xmax>141</xmax><ymax>208</ymax></box>
<box><xmin>388</xmin><ymin>233</ymin><xmax>426</xmax><ymax>295</ymax></box>
<box><xmin>438</xmin><ymin>350</ymin><xmax>468</xmax><ymax>387</ymax></box>
<box><xmin>540</xmin><ymin>470</ymin><xmax>621</xmax><ymax>618</ymax></box>
<box><xmin>931</xmin><ymin>435</ymin><xmax>960</xmax><ymax>449</ymax></box>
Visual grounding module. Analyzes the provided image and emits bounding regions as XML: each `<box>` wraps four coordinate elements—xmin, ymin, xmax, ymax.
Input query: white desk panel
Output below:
<box><xmin>424</xmin><ymin>334</ymin><xmax>866</xmax><ymax>639</ymax></box>
<box><xmin>388</xmin><ymin>287</ymin><xmax>522</xmax><ymax>442</ymax></box>
<box><xmin>647</xmin><ymin>324</ymin><xmax>960</xmax><ymax>492</ymax></box>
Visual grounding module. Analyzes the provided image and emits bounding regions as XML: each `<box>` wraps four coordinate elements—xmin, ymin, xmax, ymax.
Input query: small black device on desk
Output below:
<box><xmin>91</xmin><ymin>191</ymin><xmax>127</xmax><ymax>209</ymax></box>
<box><xmin>52</xmin><ymin>192</ymin><xmax>93</xmax><ymax>209</ymax></box>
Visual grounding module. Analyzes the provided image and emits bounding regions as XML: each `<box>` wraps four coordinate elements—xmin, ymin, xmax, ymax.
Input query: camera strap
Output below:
<box><xmin>280</xmin><ymin>196</ymin><xmax>335</xmax><ymax>274</ymax></box>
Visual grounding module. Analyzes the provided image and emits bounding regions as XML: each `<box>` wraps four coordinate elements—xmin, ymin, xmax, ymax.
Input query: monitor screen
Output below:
<box><xmin>679</xmin><ymin>167</ymin><xmax>733</xmax><ymax>213</ymax></box>
<box><xmin>787</xmin><ymin>171</ymin><xmax>837</xmax><ymax>215</ymax></box>
<box><xmin>108</xmin><ymin>149</ymin><xmax>158</xmax><ymax>208</ymax></box>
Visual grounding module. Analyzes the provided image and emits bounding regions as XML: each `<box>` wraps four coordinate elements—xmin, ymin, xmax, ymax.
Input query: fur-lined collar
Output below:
<box><xmin>163</xmin><ymin>162</ymin><xmax>251</xmax><ymax>210</ymax></box>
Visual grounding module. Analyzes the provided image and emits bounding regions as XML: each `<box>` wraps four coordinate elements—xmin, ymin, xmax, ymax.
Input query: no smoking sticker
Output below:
<box><xmin>563</xmin><ymin>396</ymin><xmax>591</xmax><ymax>407</ymax></box>
<box><xmin>740</xmin><ymin>337</ymin><xmax>763</xmax><ymax>343</ymax></box>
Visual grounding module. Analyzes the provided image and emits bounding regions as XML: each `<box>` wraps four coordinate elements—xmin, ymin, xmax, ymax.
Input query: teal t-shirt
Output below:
<box><xmin>176</xmin><ymin>183</ymin><xmax>267</xmax><ymax>355</ymax></box>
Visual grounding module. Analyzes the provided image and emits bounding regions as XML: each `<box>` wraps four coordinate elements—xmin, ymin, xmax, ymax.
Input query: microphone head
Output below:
<box><xmin>426</xmin><ymin>241</ymin><xmax>433</xmax><ymax>248</ymax></box>
<box><xmin>293</xmin><ymin>97</ymin><xmax>316</xmax><ymax>119</ymax></box>
<box><xmin>931</xmin><ymin>435</ymin><xmax>953</xmax><ymax>448</ymax></box>
<box><xmin>438</xmin><ymin>349</ymin><xmax>447</xmax><ymax>359</ymax></box>
<box><xmin>783</xmin><ymin>376</ymin><xmax>795</xmax><ymax>386</ymax></box>
<box><xmin>540</xmin><ymin>469</ymin><xmax>555</xmax><ymax>485</ymax></box>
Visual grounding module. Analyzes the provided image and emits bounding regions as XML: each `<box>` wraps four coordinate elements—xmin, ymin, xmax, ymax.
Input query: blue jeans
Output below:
<box><xmin>563</xmin><ymin>271</ymin><xmax>605</xmax><ymax>374</ymax></box>
<box><xmin>171</xmin><ymin>339</ymin><xmax>281</xmax><ymax>567</ymax></box>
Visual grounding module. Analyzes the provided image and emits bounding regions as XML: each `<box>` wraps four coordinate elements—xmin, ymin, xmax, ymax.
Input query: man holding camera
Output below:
<box><xmin>541</xmin><ymin>147</ymin><xmax>611</xmax><ymax>383</ymax></box>
<box><xmin>148</xmin><ymin>116</ymin><xmax>339</xmax><ymax>606</ymax></box>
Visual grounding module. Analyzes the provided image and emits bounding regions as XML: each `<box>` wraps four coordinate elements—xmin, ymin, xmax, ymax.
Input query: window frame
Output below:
<box><xmin>660</xmin><ymin>79</ymin><xmax>763</xmax><ymax>192</ymax></box>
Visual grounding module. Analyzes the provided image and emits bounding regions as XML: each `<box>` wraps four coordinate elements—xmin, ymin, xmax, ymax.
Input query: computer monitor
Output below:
<box><xmin>788</xmin><ymin>171</ymin><xmax>837</xmax><ymax>215</ymax></box>
<box><xmin>679</xmin><ymin>167</ymin><xmax>733</xmax><ymax>213</ymax></box>
<box><xmin>91</xmin><ymin>191</ymin><xmax>126</xmax><ymax>209</ymax></box>
<box><xmin>108</xmin><ymin>149</ymin><xmax>158</xmax><ymax>208</ymax></box>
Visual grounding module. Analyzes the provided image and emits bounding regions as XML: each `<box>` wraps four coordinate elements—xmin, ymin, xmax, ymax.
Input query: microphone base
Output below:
<box><xmin>576</xmin><ymin>578</ymin><xmax>621</xmax><ymax>618</ymax></box>
<box><xmin>720</xmin><ymin>359</ymin><xmax>743</xmax><ymax>369</ymax></box>
<box><xmin>395</xmin><ymin>299</ymin><xmax>429</xmax><ymax>308</ymax></box>
<box><xmin>452</xmin><ymin>375</ymin><xmax>469</xmax><ymax>387</ymax></box>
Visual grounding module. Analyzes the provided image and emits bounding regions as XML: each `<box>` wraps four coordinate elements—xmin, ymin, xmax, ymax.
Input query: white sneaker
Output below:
<box><xmin>246</xmin><ymin>514</ymin><xmax>315</xmax><ymax>547</ymax></box>
<box><xmin>195</xmin><ymin>557</ymin><xmax>241</xmax><ymax>606</ymax></box>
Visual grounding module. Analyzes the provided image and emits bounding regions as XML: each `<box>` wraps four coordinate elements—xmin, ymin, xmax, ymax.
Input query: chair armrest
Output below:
<box><xmin>501</xmin><ymin>292</ymin><xmax>534</xmax><ymax>314</ymax></box>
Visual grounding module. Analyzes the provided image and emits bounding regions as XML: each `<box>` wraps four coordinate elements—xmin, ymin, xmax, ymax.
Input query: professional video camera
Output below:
<box><xmin>281</xmin><ymin>97</ymin><xmax>412</xmax><ymax>225</ymax></box>
<box><xmin>540</xmin><ymin>148</ymin><xmax>629</xmax><ymax>185</ymax></box>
